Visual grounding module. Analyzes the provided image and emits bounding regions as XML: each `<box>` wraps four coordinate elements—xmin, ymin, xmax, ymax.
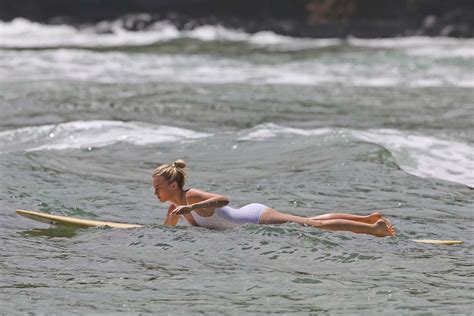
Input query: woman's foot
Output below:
<box><xmin>373</xmin><ymin>219</ymin><xmax>396</xmax><ymax>237</ymax></box>
<box><xmin>366</xmin><ymin>212</ymin><xmax>383</xmax><ymax>224</ymax></box>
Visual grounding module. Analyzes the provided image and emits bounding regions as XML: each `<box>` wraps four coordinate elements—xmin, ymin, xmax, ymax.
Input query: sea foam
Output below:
<box><xmin>3</xmin><ymin>18</ymin><xmax>473</xmax><ymax>57</ymax></box>
<box><xmin>1</xmin><ymin>19</ymin><xmax>473</xmax><ymax>87</ymax></box>
<box><xmin>239</xmin><ymin>124</ymin><xmax>474</xmax><ymax>187</ymax></box>
<box><xmin>0</xmin><ymin>120</ymin><xmax>211</xmax><ymax>152</ymax></box>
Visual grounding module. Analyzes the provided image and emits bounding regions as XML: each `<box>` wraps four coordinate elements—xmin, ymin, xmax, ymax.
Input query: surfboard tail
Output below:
<box><xmin>412</xmin><ymin>239</ymin><xmax>463</xmax><ymax>245</ymax></box>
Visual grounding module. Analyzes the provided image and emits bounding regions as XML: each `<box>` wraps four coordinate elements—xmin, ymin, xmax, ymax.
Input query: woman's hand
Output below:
<box><xmin>170</xmin><ymin>205</ymin><xmax>193</xmax><ymax>216</ymax></box>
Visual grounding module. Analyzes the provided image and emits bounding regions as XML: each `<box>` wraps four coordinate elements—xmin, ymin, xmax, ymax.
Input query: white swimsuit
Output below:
<box><xmin>190</xmin><ymin>203</ymin><xmax>268</xmax><ymax>229</ymax></box>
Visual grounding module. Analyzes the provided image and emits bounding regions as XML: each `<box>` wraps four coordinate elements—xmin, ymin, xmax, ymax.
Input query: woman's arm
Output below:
<box><xmin>163</xmin><ymin>204</ymin><xmax>181</xmax><ymax>227</ymax></box>
<box><xmin>171</xmin><ymin>189</ymin><xmax>229</xmax><ymax>215</ymax></box>
<box><xmin>189</xmin><ymin>192</ymin><xmax>229</xmax><ymax>211</ymax></box>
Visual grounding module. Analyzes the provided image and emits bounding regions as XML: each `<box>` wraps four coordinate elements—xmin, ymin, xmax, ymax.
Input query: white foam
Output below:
<box><xmin>353</xmin><ymin>129</ymin><xmax>474</xmax><ymax>187</ymax></box>
<box><xmin>0</xmin><ymin>18</ymin><xmax>339</xmax><ymax>49</ymax></box>
<box><xmin>238</xmin><ymin>123</ymin><xmax>331</xmax><ymax>141</ymax></box>
<box><xmin>349</xmin><ymin>36</ymin><xmax>473</xmax><ymax>48</ymax></box>
<box><xmin>407</xmin><ymin>46</ymin><xmax>474</xmax><ymax>58</ymax></box>
<box><xmin>2</xmin><ymin>47</ymin><xmax>473</xmax><ymax>87</ymax></box>
<box><xmin>1</xmin><ymin>19</ymin><xmax>473</xmax><ymax>87</ymax></box>
<box><xmin>185</xmin><ymin>25</ymin><xmax>248</xmax><ymax>42</ymax></box>
<box><xmin>0</xmin><ymin>120</ymin><xmax>211</xmax><ymax>152</ymax></box>
<box><xmin>0</xmin><ymin>18</ymin><xmax>180</xmax><ymax>48</ymax></box>
<box><xmin>2</xmin><ymin>19</ymin><xmax>474</xmax><ymax>59</ymax></box>
<box><xmin>349</xmin><ymin>36</ymin><xmax>474</xmax><ymax>58</ymax></box>
<box><xmin>239</xmin><ymin>124</ymin><xmax>474</xmax><ymax>187</ymax></box>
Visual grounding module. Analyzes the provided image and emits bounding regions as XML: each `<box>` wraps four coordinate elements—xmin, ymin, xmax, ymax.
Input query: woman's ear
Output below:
<box><xmin>170</xmin><ymin>181</ymin><xmax>178</xmax><ymax>190</ymax></box>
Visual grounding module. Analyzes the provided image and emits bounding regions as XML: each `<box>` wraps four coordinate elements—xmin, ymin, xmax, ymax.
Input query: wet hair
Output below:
<box><xmin>152</xmin><ymin>159</ymin><xmax>187</xmax><ymax>189</ymax></box>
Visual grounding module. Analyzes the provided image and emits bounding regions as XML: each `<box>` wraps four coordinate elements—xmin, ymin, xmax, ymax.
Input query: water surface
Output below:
<box><xmin>1</xmin><ymin>19</ymin><xmax>473</xmax><ymax>314</ymax></box>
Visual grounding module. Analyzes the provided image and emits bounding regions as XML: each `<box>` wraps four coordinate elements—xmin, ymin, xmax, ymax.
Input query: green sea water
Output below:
<box><xmin>1</xmin><ymin>19</ymin><xmax>473</xmax><ymax>314</ymax></box>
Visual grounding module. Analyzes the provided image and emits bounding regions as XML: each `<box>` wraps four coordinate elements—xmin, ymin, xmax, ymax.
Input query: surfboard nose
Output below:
<box><xmin>16</xmin><ymin>209</ymin><xmax>143</xmax><ymax>229</ymax></box>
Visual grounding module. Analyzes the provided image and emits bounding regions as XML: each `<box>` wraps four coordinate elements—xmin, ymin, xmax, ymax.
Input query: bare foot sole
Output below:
<box><xmin>373</xmin><ymin>219</ymin><xmax>395</xmax><ymax>237</ymax></box>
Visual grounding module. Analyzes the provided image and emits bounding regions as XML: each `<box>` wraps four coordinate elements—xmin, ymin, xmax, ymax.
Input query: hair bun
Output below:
<box><xmin>174</xmin><ymin>159</ymin><xmax>186</xmax><ymax>169</ymax></box>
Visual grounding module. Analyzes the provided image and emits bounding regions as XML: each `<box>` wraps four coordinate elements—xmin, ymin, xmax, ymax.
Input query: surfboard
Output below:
<box><xmin>15</xmin><ymin>210</ymin><xmax>466</xmax><ymax>244</ymax></box>
<box><xmin>16</xmin><ymin>209</ymin><xmax>142</xmax><ymax>229</ymax></box>
<box><xmin>412</xmin><ymin>239</ymin><xmax>463</xmax><ymax>245</ymax></box>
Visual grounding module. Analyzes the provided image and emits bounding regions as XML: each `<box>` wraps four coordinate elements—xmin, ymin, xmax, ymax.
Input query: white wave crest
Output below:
<box><xmin>350</xmin><ymin>36</ymin><xmax>474</xmax><ymax>58</ymax></box>
<box><xmin>1</xmin><ymin>19</ymin><xmax>473</xmax><ymax>87</ymax></box>
<box><xmin>352</xmin><ymin>129</ymin><xmax>474</xmax><ymax>187</ymax></box>
<box><xmin>2</xmin><ymin>18</ymin><xmax>474</xmax><ymax>58</ymax></box>
<box><xmin>0</xmin><ymin>18</ymin><xmax>339</xmax><ymax>49</ymax></box>
<box><xmin>0</xmin><ymin>120</ymin><xmax>211</xmax><ymax>152</ymax></box>
<box><xmin>238</xmin><ymin>123</ymin><xmax>331</xmax><ymax>141</ymax></box>
<box><xmin>0</xmin><ymin>18</ymin><xmax>179</xmax><ymax>48</ymax></box>
<box><xmin>239</xmin><ymin>124</ymin><xmax>474</xmax><ymax>187</ymax></box>
<box><xmin>2</xmin><ymin>47</ymin><xmax>472</xmax><ymax>87</ymax></box>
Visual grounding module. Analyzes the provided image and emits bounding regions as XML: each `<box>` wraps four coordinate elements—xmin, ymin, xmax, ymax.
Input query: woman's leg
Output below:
<box><xmin>310</xmin><ymin>213</ymin><xmax>394</xmax><ymax>230</ymax></box>
<box><xmin>259</xmin><ymin>208</ymin><xmax>395</xmax><ymax>237</ymax></box>
<box><xmin>310</xmin><ymin>212</ymin><xmax>382</xmax><ymax>224</ymax></box>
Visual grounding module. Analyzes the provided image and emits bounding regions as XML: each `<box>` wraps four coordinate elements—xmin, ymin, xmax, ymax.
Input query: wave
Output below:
<box><xmin>1</xmin><ymin>19</ymin><xmax>473</xmax><ymax>87</ymax></box>
<box><xmin>238</xmin><ymin>123</ymin><xmax>332</xmax><ymax>141</ymax></box>
<box><xmin>2</xmin><ymin>18</ymin><xmax>474</xmax><ymax>58</ymax></box>
<box><xmin>352</xmin><ymin>129</ymin><xmax>474</xmax><ymax>188</ymax></box>
<box><xmin>239</xmin><ymin>123</ymin><xmax>474</xmax><ymax>187</ymax></box>
<box><xmin>0</xmin><ymin>120</ymin><xmax>211</xmax><ymax>152</ymax></box>
<box><xmin>0</xmin><ymin>18</ymin><xmax>339</xmax><ymax>49</ymax></box>
<box><xmin>2</xmin><ymin>48</ymin><xmax>472</xmax><ymax>87</ymax></box>
<box><xmin>349</xmin><ymin>37</ymin><xmax>474</xmax><ymax>58</ymax></box>
<box><xmin>1</xmin><ymin>121</ymin><xmax>471</xmax><ymax>186</ymax></box>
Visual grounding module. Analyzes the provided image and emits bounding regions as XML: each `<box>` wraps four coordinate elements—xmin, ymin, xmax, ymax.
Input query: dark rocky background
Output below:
<box><xmin>0</xmin><ymin>0</ymin><xmax>473</xmax><ymax>38</ymax></box>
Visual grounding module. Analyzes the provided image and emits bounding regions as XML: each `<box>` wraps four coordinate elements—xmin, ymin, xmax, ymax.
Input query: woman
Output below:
<box><xmin>152</xmin><ymin>160</ymin><xmax>395</xmax><ymax>237</ymax></box>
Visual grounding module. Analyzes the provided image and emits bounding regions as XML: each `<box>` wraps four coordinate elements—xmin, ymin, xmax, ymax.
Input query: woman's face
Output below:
<box><xmin>152</xmin><ymin>176</ymin><xmax>176</xmax><ymax>203</ymax></box>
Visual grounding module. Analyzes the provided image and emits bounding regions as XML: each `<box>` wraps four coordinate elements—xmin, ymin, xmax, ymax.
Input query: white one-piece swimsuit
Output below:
<box><xmin>190</xmin><ymin>203</ymin><xmax>268</xmax><ymax>229</ymax></box>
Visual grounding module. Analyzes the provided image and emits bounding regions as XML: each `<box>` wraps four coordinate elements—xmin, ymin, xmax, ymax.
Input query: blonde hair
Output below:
<box><xmin>152</xmin><ymin>159</ymin><xmax>187</xmax><ymax>189</ymax></box>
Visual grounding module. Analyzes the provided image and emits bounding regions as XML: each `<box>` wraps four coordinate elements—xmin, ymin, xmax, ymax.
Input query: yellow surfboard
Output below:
<box><xmin>15</xmin><ymin>210</ymin><xmax>466</xmax><ymax>244</ymax></box>
<box><xmin>412</xmin><ymin>239</ymin><xmax>463</xmax><ymax>245</ymax></box>
<box><xmin>16</xmin><ymin>209</ymin><xmax>142</xmax><ymax>229</ymax></box>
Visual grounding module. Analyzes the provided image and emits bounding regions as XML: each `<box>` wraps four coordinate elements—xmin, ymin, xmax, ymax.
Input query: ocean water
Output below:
<box><xmin>1</xmin><ymin>18</ymin><xmax>473</xmax><ymax>314</ymax></box>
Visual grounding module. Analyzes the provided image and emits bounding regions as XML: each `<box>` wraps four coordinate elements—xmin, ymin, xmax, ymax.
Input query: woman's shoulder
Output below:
<box><xmin>185</xmin><ymin>188</ymin><xmax>227</xmax><ymax>201</ymax></box>
<box><xmin>185</xmin><ymin>188</ymin><xmax>211</xmax><ymax>198</ymax></box>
